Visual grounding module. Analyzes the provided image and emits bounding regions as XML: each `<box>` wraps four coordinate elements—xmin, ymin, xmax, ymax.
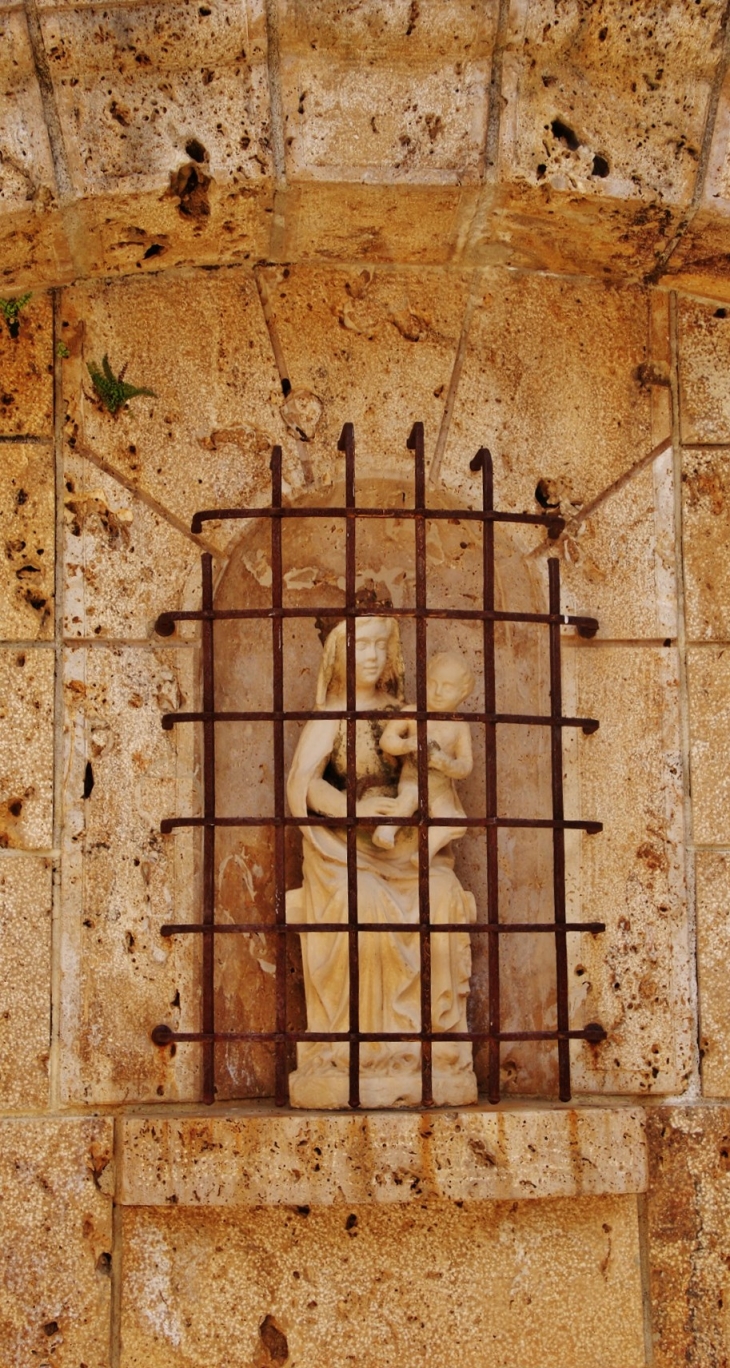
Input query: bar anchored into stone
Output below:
<box><xmin>152</xmin><ymin>423</ymin><xmax>605</xmax><ymax>1108</ymax></box>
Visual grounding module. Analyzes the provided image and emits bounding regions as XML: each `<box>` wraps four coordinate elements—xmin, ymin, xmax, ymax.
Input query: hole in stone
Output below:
<box><xmin>43</xmin><ymin>1322</ymin><xmax>59</xmax><ymax>1337</ymax></box>
<box><xmin>715</xmin><ymin>308</ymin><xmax>727</xmax><ymax>318</ymax></box>
<box><xmin>259</xmin><ymin>1315</ymin><xmax>289</xmax><ymax>1366</ymax></box>
<box><xmin>8</xmin><ymin>800</ymin><xmax>22</xmax><ymax>817</ymax></box>
<box><xmin>536</xmin><ymin>163</ymin><xmax>546</xmax><ymax>179</ymax></box>
<box><xmin>96</xmin><ymin>1252</ymin><xmax>112</xmax><ymax>1275</ymax></box>
<box><xmin>281</xmin><ymin>377</ymin><xmax>292</xmax><ymax>397</ymax></box>
<box><xmin>143</xmin><ymin>243</ymin><xmax>164</xmax><ymax>259</ymax></box>
<box><xmin>551</xmin><ymin>118</ymin><xmax>580</xmax><ymax>151</ymax></box>
<box><xmin>185</xmin><ymin>138</ymin><xmax>207</xmax><ymax>163</ymax></box>
<box><xmin>345</xmin><ymin>1213</ymin><xmax>357</xmax><ymax>1230</ymax></box>
<box><xmin>591</xmin><ymin>154</ymin><xmax>610</xmax><ymax>177</ymax></box>
<box><xmin>83</xmin><ymin>761</ymin><xmax>94</xmax><ymax>799</ymax></box>
<box><xmin>535</xmin><ymin>479</ymin><xmax>560</xmax><ymax>509</ymax></box>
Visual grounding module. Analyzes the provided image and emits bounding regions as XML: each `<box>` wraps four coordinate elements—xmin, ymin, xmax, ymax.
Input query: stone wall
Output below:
<box><xmin>3</xmin><ymin>1</ymin><xmax>730</xmax><ymax>1364</ymax></box>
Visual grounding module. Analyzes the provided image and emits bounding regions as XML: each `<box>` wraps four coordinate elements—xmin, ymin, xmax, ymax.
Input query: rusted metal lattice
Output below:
<box><xmin>152</xmin><ymin>423</ymin><xmax>606</xmax><ymax>1107</ymax></box>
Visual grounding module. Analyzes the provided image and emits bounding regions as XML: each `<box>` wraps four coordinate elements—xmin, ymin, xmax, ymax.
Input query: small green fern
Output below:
<box><xmin>87</xmin><ymin>355</ymin><xmax>156</xmax><ymax>415</ymax></box>
<box><xmin>0</xmin><ymin>292</ymin><xmax>32</xmax><ymax>338</ymax></box>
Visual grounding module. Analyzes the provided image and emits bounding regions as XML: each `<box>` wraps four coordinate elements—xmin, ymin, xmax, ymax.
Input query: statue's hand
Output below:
<box><xmin>357</xmin><ymin>794</ymin><xmax>399</xmax><ymax>817</ymax></box>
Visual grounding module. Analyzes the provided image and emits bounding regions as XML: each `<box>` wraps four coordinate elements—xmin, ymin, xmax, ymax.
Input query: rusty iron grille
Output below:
<box><xmin>151</xmin><ymin>423</ymin><xmax>606</xmax><ymax>1107</ymax></box>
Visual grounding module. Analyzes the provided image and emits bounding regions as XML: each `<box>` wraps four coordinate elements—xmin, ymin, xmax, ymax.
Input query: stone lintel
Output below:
<box><xmin>118</xmin><ymin>1104</ymin><xmax>647</xmax><ymax>1207</ymax></box>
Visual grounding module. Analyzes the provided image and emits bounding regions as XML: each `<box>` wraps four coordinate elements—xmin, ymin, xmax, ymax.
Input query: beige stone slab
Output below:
<box><xmin>0</xmin><ymin>1117</ymin><xmax>112</xmax><ymax>1366</ymax></box>
<box><xmin>61</xmin><ymin>271</ymin><xmax>296</xmax><ymax>557</ymax></box>
<box><xmin>661</xmin><ymin>210</ymin><xmax>730</xmax><ymax>302</ymax></box>
<box><xmin>0</xmin><ymin>646</ymin><xmax>54</xmax><ymax>849</ymax></box>
<box><xmin>63</xmin><ymin>450</ymin><xmax>201</xmax><ymax>640</ymax></box>
<box><xmin>60</xmin><ymin>644</ymin><xmax>199</xmax><ymax>1104</ymax></box>
<box><xmin>119</xmin><ymin>1194</ymin><xmax>645</xmax><ymax>1368</ymax></box>
<box><xmin>118</xmin><ymin>1106</ymin><xmax>647</xmax><ymax>1206</ymax></box>
<box><xmin>280</xmin><ymin>54</ymin><xmax>490</xmax><ymax>185</ymax></box>
<box><xmin>264</xmin><ymin>264</ymin><xmax>471</xmax><ymax>483</ymax></box>
<box><xmin>565</xmin><ymin>645</ymin><xmax>692</xmax><ymax>1096</ymax></box>
<box><xmin>0</xmin><ymin>289</ymin><xmax>53</xmax><ymax>437</ymax></box>
<box><xmin>0</xmin><ymin>854</ymin><xmax>51</xmax><ymax>1108</ymax></box>
<box><xmin>466</xmin><ymin>181</ymin><xmax>683</xmax><ymax>279</ymax></box>
<box><xmin>0</xmin><ymin>9</ymin><xmax>56</xmax><ymax>214</ymax></box>
<box><xmin>0</xmin><ymin>202</ymin><xmax>74</xmax><ymax>294</ymax></box>
<box><xmin>646</xmin><ymin>1105</ymin><xmax>730</xmax><ymax>1368</ymax></box>
<box><xmin>282</xmin><ymin>180</ymin><xmax>475</xmax><ymax>264</ymax></box>
<box><xmin>440</xmin><ymin>271</ymin><xmax>654</xmax><ymax>520</ymax></box>
<box><xmin>687</xmin><ymin>646</ymin><xmax>730</xmax><ymax>845</ymax></box>
<box><xmin>678</xmin><ymin>297</ymin><xmax>730</xmax><ymax>444</ymax></box>
<box><xmin>0</xmin><ymin>440</ymin><xmax>54</xmax><ymax>638</ymax></box>
<box><xmin>683</xmin><ymin>448</ymin><xmax>730</xmax><ymax>641</ymax></box>
<box><xmin>500</xmin><ymin>0</ymin><xmax>724</xmax><ymax>209</ymax></box>
<box><xmin>66</xmin><ymin>180</ymin><xmax>274</xmax><ymax>280</ymax></box>
<box><xmin>279</xmin><ymin>0</ymin><xmax>496</xmax><ymax>61</ymax></box>
<box><xmin>40</xmin><ymin>0</ymin><xmax>271</xmax><ymax>195</ymax></box>
<box><xmin>696</xmin><ymin>851</ymin><xmax>730</xmax><ymax>1096</ymax></box>
<box><xmin>558</xmin><ymin>450</ymin><xmax>677</xmax><ymax>641</ymax></box>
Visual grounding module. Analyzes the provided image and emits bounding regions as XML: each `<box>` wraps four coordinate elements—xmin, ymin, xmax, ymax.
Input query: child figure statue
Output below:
<box><xmin>373</xmin><ymin>650</ymin><xmax>475</xmax><ymax>865</ymax></box>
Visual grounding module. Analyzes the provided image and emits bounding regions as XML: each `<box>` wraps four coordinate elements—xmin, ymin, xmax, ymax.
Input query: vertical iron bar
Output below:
<box><xmin>472</xmin><ymin>448</ymin><xmax>500</xmax><ymax>1104</ymax></box>
<box><xmin>339</xmin><ymin>423</ymin><xmax>360</xmax><ymax>1108</ymax></box>
<box><xmin>408</xmin><ymin>422</ymin><xmax>433</xmax><ymax>1106</ymax></box>
<box><xmin>548</xmin><ymin>558</ymin><xmax>571</xmax><ymax>1101</ymax></box>
<box><xmin>201</xmin><ymin>552</ymin><xmax>216</xmax><ymax>1104</ymax></box>
<box><xmin>270</xmin><ymin>447</ymin><xmax>288</xmax><ymax>1105</ymax></box>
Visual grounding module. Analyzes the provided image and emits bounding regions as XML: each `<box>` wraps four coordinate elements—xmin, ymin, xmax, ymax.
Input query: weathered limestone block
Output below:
<box><xmin>63</xmin><ymin>450</ymin><xmax>201</xmax><ymax>640</ymax></box>
<box><xmin>39</xmin><ymin>0</ymin><xmax>271</xmax><ymax>195</ymax></box>
<box><xmin>262</xmin><ymin>264</ymin><xmax>471</xmax><ymax>481</ymax></box>
<box><xmin>566</xmin><ymin>644</ymin><xmax>691</xmax><ymax>1096</ymax></box>
<box><xmin>646</xmin><ymin>1105</ymin><xmax>730</xmax><ymax>1368</ymax></box>
<box><xmin>0</xmin><ymin>1117</ymin><xmax>113</xmax><ymax>1368</ymax></box>
<box><xmin>119</xmin><ymin>1195</ymin><xmax>645</xmax><ymax>1368</ymax></box>
<box><xmin>501</xmin><ymin>0</ymin><xmax>724</xmax><ymax>209</ymax></box>
<box><xmin>0</xmin><ymin>288</ymin><xmax>53</xmax><ymax>437</ymax></box>
<box><xmin>687</xmin><ymin>645</ymin><xmax>730</xmax><ymax>845</ymax></box>
<box><xmin>61</xmin><ymin>272</ymin><xmax>295</xmax><ymax>556</ymax></box>
<box><xmin>60</xmin><ymin>644</ymin><xmax>199</xmax><ymax>1104</ymax></box>
<box><xmin>0</xmin><ymin>645</ymin><xmax>54</xmax><ymax>849</ymax></box>
<box><xmin>682</xmin><ymin>448</ymin><xmax>730</xmax><ymax>641</ymax></box>
<box><xmin>0</xmin><ymin>854</ymin><xmax>51</xmax><ymax>1109</ymax></box>
<box><xmin>678</xmin><ymin>297</ymin><xmax>730</xmax><ymax>444</ymax></box>
<box><xmin>118</xmin><ymin>1107</ymin><xmax>647</xmax><ymax>1207</ymax></box>
<box><xmin>440</xmin><ymin>271</ymin><xmax>653</xmax><ymax>519</ymax></box>
<box><xmin>0</xmin><ymin>8</ymin><xmax>56</xmax><ymax>218</ymax></box>
<box><xmin>281</xmin><ymin>180</ymin><xmax>475</xmax><ymax>264</ymax></box>
<box><xmin>0</xmin><ymin>439</ymin><xmax>54</xmax><ymax>638</ymax></box>
<box><xmin>696</xmin><ymin>851</ymin><xmax>730</xmax><ymax>1096</ymax></box>
<box><xmin>558</xmin><ymin>452</ymin><xmax>677</xmax><ymax>641</ymax></box>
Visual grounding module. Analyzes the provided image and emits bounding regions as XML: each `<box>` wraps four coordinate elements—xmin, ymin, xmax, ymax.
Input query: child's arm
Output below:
<box><xmin>428</xmin><ymin>723</ymin><xmax>473</xmax><ymax>779</ymax></box>
<box><xmin>379</xmin><ymin>713</ymin><xmax>417</xmax><ymax>756</ymax></box>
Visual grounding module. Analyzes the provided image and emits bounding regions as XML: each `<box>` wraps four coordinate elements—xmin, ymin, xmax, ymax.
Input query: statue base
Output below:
<box><xmin>288</xmin><ymin>1068</ymin><xmax>478</xmax><ymax>1109</ymax></box>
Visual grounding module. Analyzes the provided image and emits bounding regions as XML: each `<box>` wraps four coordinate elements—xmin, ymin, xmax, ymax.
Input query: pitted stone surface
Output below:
<box><xmin>0</xmin><ymin>289</ymin><xmax>53</xmax><ymax>437</ymax></box>
<box><xmin>118</xmin><ymin>1106</ymin><xmax>647</xmax><ymax>1206</ymax></box>
<box><xmin>0</xmin><ymin>440</ymin><xmax>54</xmax><ymax>638</ymax></box>
<box><xmin>0</xmin><ymin>645</ymin><xmax>54</xmax><ymax>849</ymax></box>
<box><xmin>0</xmin><ymin>855</ymin><xmax>51</xmax><ymax>1109</ymax></box>
<box><xmin>119</xmin><ymin>1194</ymin><xmax>645</xmax><ymax>1368</ymax></box>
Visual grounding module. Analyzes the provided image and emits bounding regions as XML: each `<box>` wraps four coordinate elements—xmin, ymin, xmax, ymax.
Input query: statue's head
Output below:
<box><xmin>316</xmin><ymin>616</ymin><xmax>405</xmax><ymax>707</ymax></box>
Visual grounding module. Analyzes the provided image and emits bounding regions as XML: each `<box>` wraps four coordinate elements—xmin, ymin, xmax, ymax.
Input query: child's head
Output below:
<box><xmin>426</xmin><ymin>651</ymin><xmax>475</xmax><ymax>711</ymax></box>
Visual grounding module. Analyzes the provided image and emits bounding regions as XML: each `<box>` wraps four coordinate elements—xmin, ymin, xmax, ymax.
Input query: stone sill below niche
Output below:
<box><xmin>116</xmin><ymin>1101</ymin><xmax>647</xmax><ymax>1207</ymax></box>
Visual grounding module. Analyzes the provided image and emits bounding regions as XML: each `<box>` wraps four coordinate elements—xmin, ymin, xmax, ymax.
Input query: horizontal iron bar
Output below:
<box><xmin>190</xmin><ymin>506</ymin><xmax>565</xmax><ymax>532</ymax></box>
<box><xmin>161</xmin><ymin>709</ymin><xmax>599</xmax><ymax>734</ymax></box>
<box><xmin>152</xmin><ymin>1026</ymin><xmax>607</xmax><ymax>1045</ymax></box>
<box><xmin>160</xmin><ymin>920</ymin><xmax>606</xmax><ymax>936</ymax></box>
<box><xmin>155</xmin><ymin>606</ymin><xmax>598</xmax><ymax>632</ymax></box>
<box><xmin>160</xmin><ymin>815</ymin><xmax>603</xmax><ymax>834</ymax></box>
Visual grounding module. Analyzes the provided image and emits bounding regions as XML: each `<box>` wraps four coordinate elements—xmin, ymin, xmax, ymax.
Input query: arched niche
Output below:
<box><xmin>207</xmin><ymin>479</ymin><xmax>563</xmax><ymax>1101</ymax></box>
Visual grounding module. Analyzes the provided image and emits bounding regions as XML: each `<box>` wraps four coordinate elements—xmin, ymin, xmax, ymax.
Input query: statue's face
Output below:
<box><xmin>354</xmin><ymin>617</ymin><xmax>390</xmax><ymax>687</ymax></box>
<box><xmin>427</xmin><ymin>657</ymin><xmax>469</xmax><ymax>711</ymax></box>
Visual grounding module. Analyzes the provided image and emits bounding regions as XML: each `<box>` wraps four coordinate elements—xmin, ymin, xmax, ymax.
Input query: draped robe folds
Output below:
<box><xmin>286</xmin><ymin>711</ymin><xmax>478</xmax><ymax>1107</ymax></box>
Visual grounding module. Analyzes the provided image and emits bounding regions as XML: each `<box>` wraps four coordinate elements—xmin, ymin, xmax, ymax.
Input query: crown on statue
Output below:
<box><xmin>314</xmin><ymin>579</ymin><xmax>394</xmax><ymax>646</ymax></box>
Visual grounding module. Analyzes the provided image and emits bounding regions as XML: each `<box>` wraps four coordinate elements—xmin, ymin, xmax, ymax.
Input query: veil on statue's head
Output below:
<box><xmin>314</xmin><ymin>584</ymin><xmax>405</xmax><ymax>709</ymax></box>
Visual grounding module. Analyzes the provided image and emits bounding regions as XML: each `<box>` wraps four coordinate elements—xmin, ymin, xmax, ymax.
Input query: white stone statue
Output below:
<box><xmin>372</xmin><ymin>650</ymin><xmax>475</xmax><ymax>864</ymax></box>
<box><xmin>286</xmin><ymin>616</ymin><xmax>478</xmax><ymax>1108</ymax></box>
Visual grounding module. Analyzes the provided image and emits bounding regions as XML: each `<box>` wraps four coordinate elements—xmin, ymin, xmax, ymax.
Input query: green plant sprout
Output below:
<box><xmin>87</xmin><ymin>355</ymin><xmax>156</xmax><ymax>415</ymax></box>
<box><xmin>56</xmin><ymin>341</ymin><xmax>70</xmax><ymax>359</ymax></box>
<box><xmin>0</xmin><ymin>293</ymin><xmax>32</xmax><ymax>339</ymax></box>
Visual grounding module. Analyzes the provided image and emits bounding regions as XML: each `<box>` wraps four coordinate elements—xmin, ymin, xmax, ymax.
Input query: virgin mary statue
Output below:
<box><xmin>286</xmin><ymin>613</ymin><xmax>478</xmax><ymax>1107</ymax></box>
